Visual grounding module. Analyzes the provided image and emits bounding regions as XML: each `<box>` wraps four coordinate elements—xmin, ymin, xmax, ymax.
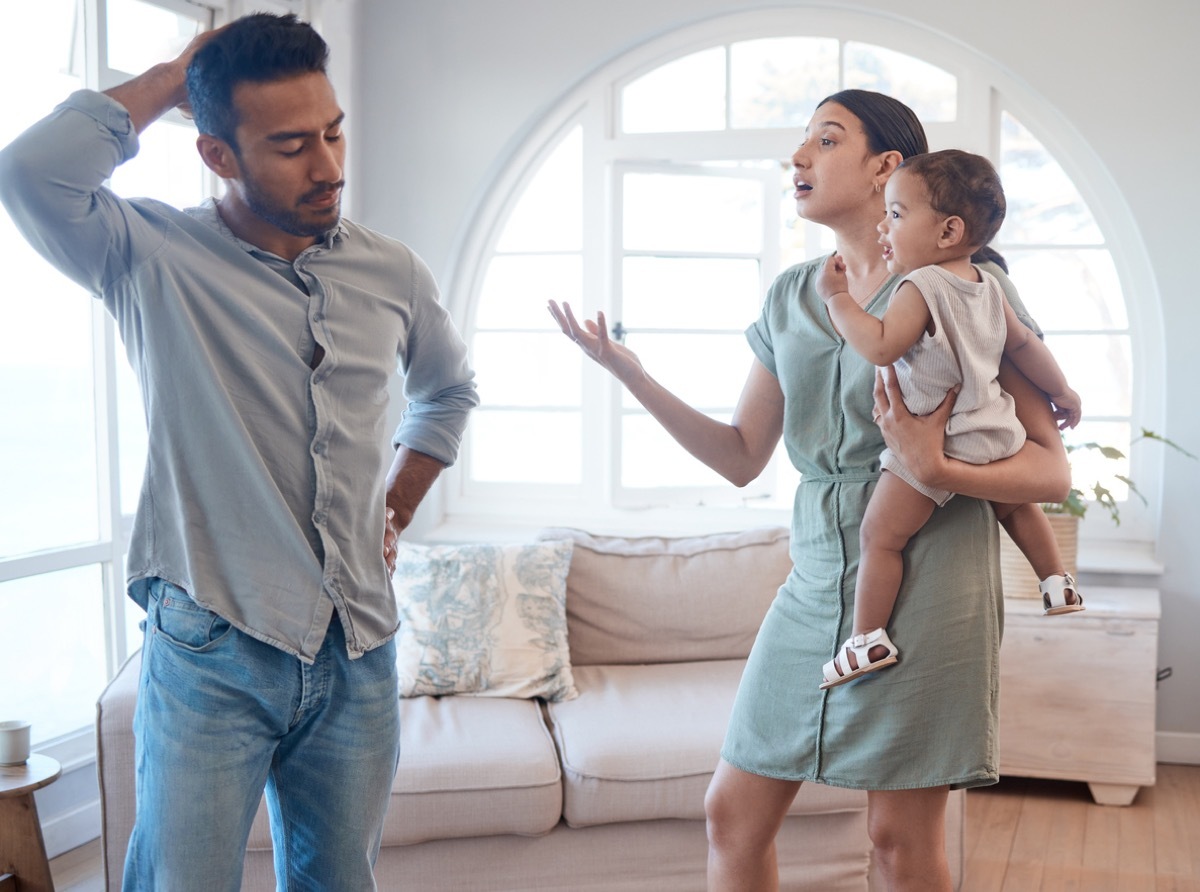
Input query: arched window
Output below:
<box><xmin>447</xmin><ymin>9</ymin><xmax>1159</xmax><ymax>545</ymax></box>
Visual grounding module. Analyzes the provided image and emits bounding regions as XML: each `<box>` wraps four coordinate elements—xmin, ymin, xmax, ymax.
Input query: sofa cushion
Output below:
<box><xmin>392</xmin><ymin>538</ymin><xmax>577</xmax><ymax>701</ymax></box>
<box><xmin>538</xmin><ymin>526</ymin><xmax>791</xmax><ymax>665</ymax></box>
<box><xmin>248</xmin><ymin>694</ymin><xmax>562</xmax><ymax>849</ymax></box>
<box><xmin>547</xmin><ymin>660</ymin><xmax>866</xmax><ymax>828</ymax></box>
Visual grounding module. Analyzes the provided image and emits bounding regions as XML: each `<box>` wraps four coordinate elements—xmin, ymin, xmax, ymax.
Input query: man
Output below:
<box><xmin>0</xmin><ymin>13</ymin><xmax>477</xmax><ymax>890</ymax></box>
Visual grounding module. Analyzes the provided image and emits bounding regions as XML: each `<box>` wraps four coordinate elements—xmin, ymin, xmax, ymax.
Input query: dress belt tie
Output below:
<box><xmin>801</xmin><ymin>470</ymin><xmax>881</xmax><ymax>485</ymax></box>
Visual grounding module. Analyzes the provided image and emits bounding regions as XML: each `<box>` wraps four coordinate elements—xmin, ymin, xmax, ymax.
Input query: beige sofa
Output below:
<box><xmin>96</xmin><ymin>526</ymin><xmax>964</xmax><ymax>890</ymax></box>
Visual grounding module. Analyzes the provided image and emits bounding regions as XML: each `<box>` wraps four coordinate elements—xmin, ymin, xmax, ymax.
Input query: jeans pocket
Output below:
<box><xmin>151</xmin><ymin>582</ymin><xmax>234</xmax><ymax>652</ymax></box>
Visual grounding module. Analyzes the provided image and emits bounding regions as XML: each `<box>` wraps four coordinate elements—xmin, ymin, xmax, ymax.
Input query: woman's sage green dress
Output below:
<box><xmin>720</xmin><ymin>256</ymin><xmax>1034</xmax><ymax>791</ymax></box>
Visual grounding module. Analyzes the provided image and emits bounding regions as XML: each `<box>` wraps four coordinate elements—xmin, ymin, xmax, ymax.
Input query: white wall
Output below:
<box><xmin>349</xmin><ymin>0</ymin><xmax>1200</xmax><ymax>746</ymax></box>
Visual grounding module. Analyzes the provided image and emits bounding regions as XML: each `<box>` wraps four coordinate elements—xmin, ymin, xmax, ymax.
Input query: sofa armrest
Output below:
<box><xmin>96</xmin><ymin>649</ymin><xmax>141</xmax><ymax>892</ymax></box>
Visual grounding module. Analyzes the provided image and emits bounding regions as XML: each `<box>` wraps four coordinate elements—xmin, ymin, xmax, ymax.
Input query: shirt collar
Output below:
<box><xmin>188</xmin><ymin>197</ymin><xmax>347</xmax><ymax>260</ymax></box>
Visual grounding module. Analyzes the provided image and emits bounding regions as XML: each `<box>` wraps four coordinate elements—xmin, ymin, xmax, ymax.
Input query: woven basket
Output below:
<box><xmin>998</xmin><ymin>512</ymin><xmax>1078</xmax><ymax>598</ymax></box>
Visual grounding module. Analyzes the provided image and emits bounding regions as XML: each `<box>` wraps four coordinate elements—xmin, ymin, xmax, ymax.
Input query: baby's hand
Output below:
<box><xmin>815</xmin><ymin>253</ymin><xmax>850</xmax><ymax>303</ymax></box>
<box><xmin>1051</xmin><ymin>386</ymin><xmax>1082</xmax><ymax>430</ymax></box>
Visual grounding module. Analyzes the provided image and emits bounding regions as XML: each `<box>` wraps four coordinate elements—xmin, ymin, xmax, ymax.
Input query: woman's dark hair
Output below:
<box><xmin>898</xmin><ymin>149</ymin><xmax>1007</xmax><ymax>251</ymax></box>
<box><xmin>186</xmin><ymin>13</ymin><xmax>329</xmax><ymax>153</ymax></box>
<box><xmin>971</xmin><ymin>245</ymin><xmax>1009</xmax><ymax>273</ymax></box>
<box><xmin>816</xmin><ymin>89</ymin><xmax>928</xmax><ymax>159</ymax></box>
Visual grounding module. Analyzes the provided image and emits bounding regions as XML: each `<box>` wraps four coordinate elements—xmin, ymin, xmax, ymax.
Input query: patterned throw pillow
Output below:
<box><xmin>392</xmin><ymin>539</ymin><xmax>578</xmax><ymax>701</ymax></box>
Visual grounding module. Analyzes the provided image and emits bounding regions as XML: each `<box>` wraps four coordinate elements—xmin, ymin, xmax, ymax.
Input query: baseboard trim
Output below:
<box><xmin>32</xmin><ymin>753</ymin><xmax>102</xmax><ymax>859</ymax></box>
<box><xmin>42</xmin><ymin>799</ymin><xmax>101</xmax><ymax>859</ymax></box>
<box><xmin>1157</xmin><ymin>731</ymin><xmax>1200</xmax><ymax>765</ymax></box>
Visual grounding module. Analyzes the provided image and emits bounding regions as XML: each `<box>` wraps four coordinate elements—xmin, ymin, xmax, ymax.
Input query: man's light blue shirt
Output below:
<box><xmin>0</xmin><ymin>90</ymin><xmax>478</xmax><ymax>661</ymax></box>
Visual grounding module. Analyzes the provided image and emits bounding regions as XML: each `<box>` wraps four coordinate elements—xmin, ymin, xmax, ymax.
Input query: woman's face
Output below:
<box><xmin>791</xmin><ymin>102</ymin><xmax>883</xmax><ymax>227</ymax></box>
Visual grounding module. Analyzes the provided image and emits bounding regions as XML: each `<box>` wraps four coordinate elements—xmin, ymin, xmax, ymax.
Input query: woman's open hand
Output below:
<box><xmin>548</xmin><ymin>300</ymin><xmax>645</xmax><ymax>385</ymax></box>
<box><xmin>874</xmin><ymin>364</ymin><xmax>958</xmax><ymax>490</ymax></box>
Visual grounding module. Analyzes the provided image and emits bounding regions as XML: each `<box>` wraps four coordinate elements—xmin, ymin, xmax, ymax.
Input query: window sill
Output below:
<box><xmin>1076</xmin><ymin>539</ymin><xmax>1163</xmax><ymax>581</ymax></box>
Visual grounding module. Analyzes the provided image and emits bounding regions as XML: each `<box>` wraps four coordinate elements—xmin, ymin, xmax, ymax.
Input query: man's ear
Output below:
<box><xmin>196</xmin><ymin>134</ymin><xmax>239</xmax><ymax>179</ymax></box>
<box><xmin>938</xmin><ymin>215</ymin><xmax>968</xmax><ymax>249</ymax></box>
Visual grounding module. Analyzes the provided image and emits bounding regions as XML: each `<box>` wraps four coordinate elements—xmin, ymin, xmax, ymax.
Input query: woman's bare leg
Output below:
<box><xmin>867</xmin><ymin>786</ymin><xmax>953</xmax><ymax>892</ymax></box>
<box><xmin>705</xmin><ymin>759</ymin><xmax>802</xmax><ymax>891</ymax></box>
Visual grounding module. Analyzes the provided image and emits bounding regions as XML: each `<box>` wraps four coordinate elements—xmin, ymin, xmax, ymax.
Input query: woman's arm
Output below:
<box><xmin>875</xmin><ymin>359</ymin><xmax>1071</xmax><ymax>504</ymax></box>
<box><xmin>548</xmin><ymin>301</ymin><xmax>784</xmax><ymax>487</ymax></box>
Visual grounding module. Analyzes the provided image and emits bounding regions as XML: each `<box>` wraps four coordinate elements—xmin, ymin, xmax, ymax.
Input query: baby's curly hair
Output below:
<box><xmin>898</xmin><ymin>149</ymin><xmax>1006</xmax><ymax>249</ymax></box>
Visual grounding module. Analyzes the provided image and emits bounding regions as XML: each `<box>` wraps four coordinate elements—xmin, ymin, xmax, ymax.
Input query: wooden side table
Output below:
<box><xmin>0</xmin><ymin>753</ymin><xmax>62</xmax><ymax>892</ymax></box>
<box><xmin>998</xmin><ymin>586</ymin><xmax>1160</xmax><ymax>805</ymax></box>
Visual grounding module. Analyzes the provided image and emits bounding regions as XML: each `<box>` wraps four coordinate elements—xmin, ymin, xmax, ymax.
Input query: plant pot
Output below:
<box><xmin>998</xmin><ymin>512</ymin><xmax>1078</xmax><ymax>599</ymax></box>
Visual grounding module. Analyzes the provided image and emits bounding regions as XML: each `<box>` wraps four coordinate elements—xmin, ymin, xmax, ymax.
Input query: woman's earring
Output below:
<box><xmin>874</xmin><ymin>182</ymin><xmax>881</xmax><ymax>193</ymax></box>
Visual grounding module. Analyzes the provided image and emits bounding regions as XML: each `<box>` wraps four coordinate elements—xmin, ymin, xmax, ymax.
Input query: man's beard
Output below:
<box><xmin>241</xmin><ymin>173</ymin><xmax>343</xmax><ymax>239</ymax></box>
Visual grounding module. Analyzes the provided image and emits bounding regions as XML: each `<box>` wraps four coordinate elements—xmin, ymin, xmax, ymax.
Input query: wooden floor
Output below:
<box><xmin>50</xmin><ymin>763</ymin><xmax>1200</xmax><ymax>890</ymax></box>
<box><xmin>48</xmin><ymin>837</ymin><xmax>103</xmax><ymax>892</ymax></box>
<box><xmin>964</xmin><ymin>763</ymin><xmax>1200</xmax><ymax>891</ymax></box>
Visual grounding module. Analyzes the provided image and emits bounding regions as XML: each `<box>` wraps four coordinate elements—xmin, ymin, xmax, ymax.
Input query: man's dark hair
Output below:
<box><xmin>186</xmin><ymin>13</ymin><xmax>329</xmax><ymax>152</ymax></box>
<box><xmin>899</xmin><ymin>149</ymin><xmax>1007</xmax><ymax>250</ymax></box>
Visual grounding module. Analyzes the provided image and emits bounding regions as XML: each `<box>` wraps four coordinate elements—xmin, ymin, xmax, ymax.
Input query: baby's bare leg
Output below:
<box><xmin>855</xmin><ymin>471</ymin><xmax>937</xmax><ymax>634</ymax></box>
<box><xmin>994</xmin><ymin>501</ymin><xmax>1065</xmax><ymax>580</ymax></box>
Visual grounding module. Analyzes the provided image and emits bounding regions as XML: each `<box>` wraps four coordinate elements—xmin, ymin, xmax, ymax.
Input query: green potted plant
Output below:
<box><xmin>1000</xmin><ymin>429</ymin><xmax>1196</xmax><ymax>598</ymax></box>
<box><xmin>1047</xmin><ymin>429</ymin><xmax>1197</xmax><ymax>525</ymax></box>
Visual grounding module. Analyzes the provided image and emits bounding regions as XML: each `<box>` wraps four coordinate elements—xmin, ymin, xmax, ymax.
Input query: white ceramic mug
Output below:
<box><xmin>0</xmin><ymin>720</ymin><xmax>32</xmax><ymax>766</ymax></box>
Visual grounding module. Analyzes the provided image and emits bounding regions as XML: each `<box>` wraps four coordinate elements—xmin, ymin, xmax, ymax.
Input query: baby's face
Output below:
<box><xmin>877</xmin><ymin>168</ymin><xmax>946</xmax><ymax>276</ymax></box>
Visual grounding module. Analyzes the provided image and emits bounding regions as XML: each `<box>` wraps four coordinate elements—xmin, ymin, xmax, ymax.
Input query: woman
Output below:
<box><xmin>549</xmin><ymin>90</ymin><xmax>1069</xmax><ymax>891</ymax></box>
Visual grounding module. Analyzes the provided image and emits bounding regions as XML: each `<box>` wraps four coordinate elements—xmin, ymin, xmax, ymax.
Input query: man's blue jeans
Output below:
<box><xmin>122</xmin><ymin>579</ymin><xmax>401</xmax><ymax>891</ymax></box>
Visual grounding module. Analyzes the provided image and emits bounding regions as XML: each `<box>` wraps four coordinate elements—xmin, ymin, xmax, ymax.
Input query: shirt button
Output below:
<box><xmin>313</xmin><ymin>511</ymin><xmax>326</xmax><ymax>525</ymax></box>
<box><xmin>313</xmin><ymin>443</ymin><xmax>325</xmax><ymax>455</ymax></box>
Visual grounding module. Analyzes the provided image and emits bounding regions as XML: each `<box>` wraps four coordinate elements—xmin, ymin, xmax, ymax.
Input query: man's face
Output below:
<box><xmin>227</xmin><ymin>71</ymin><xmax>346</xmax><ymax>242</ymax></box>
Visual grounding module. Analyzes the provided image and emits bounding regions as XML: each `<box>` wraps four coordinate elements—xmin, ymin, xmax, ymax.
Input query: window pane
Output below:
<box><xmin>999</xmin><ymin>112</ymin><xmax>1102</xmax><ymax>244</ymax></box>
<box><xmin>472</xmin><ymin>333</ymin><xmax>580</xmax><ymax>407</ymax></box>
<box><xmin>1</xmin><ymin>249</ymin><xmax>98</xmax><ymax>558</ymax></box>
<box><xmin>476</xmin><ymin>255</ymin><xmax>582</xmax><ymax>329</ymax></box>
<box><xmin>844</xmin><ymin>43</ymin><xmax>957</xmax><ymax>123</ymax></box>
<box><xmin>622</xmin><ymin>48</ymin><xmax>726</xmax><ymax>133</ymax></box>
<box><xmin>730</xmin><ymin>37</ymin><xmax>838</xmax><ymax>129</ymax></box>
<box><xmin>1065</xmin><ymin>421</ymin><xmax>1131</xmax><ymax>503</ymax></box>
<box><xmin>0</xmin><ymin>565</ymin><xmax>107</xmax><ymax>745</ymax></box>
<box><xmin>496</xmin><ymin>126</ymin><xmax>582</xmax><ymax>252</ymax></box>
<box><xmin>106</xmin><ymin>0</ymin><xmax>202</xmax><ymax>77</ymax></box>
<box><xmin>624</xmin><ymin>173</ymin><xmax>763</xmax><ymax>253</ymax></box>
<box><xmin>1004</xmin><ymin>249</ymin><xmax>1127</xmax><ymax>331</ymax></box>
<box><xmin>1046</xmin><ymin>333</ymin><xmax>1131</xmax><ymax>416</ymax></box>
<box><xmin>109</xmin><ymin>121</ymin><xmax>209</xmax><ymax>208</ymax></box>
<box><xmin>623</xmin><ymin>257</ymin><xmax>761</xmax><ymax>329</ymax></box>
<box><xmin>0</xmin><ymin>2</ymin><xmax>80</xmax><ymax>138</ymax></box>
<box><xmin>0</xmin><ymin>0</ymin><xmax>91</xmax><ymax>555</ymax></box>
<box><xmin>622</xmin><ymin>333</ymin><xmax>749</xmax><ymax>408</ymax></box>
<box><xmin>622</xmin><ymin>413</ymin><xmax>731</xmax><ymax>487</ymax></box>
<box><xmin>469</xmin><ymin>411</ymin><xmax>580</xmax><ymax>483</ymax></box>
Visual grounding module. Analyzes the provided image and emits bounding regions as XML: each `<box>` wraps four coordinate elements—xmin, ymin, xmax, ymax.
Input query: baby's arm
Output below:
<box><xmin>1000</xmin><ymin>300</ymin><xmax>1082</xmax><ymax>429</ymax></box>
<box><xmin>816</xmin><ymin>255</ymin><xmax>929</xmax><ymax>365</ymax></box>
